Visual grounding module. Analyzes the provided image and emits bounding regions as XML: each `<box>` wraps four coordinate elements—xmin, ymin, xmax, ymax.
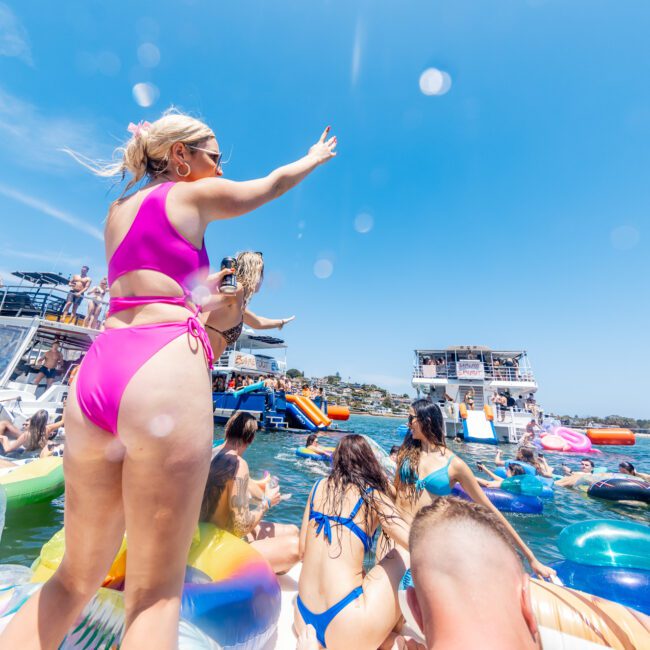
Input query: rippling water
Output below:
<box><xmin>1</xmin><ymin>415</ymin><xmax>649</xmax><ymax>566</ymax></box>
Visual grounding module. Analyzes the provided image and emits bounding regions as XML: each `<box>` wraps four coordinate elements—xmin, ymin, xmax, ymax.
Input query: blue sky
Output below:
<box><xmin>1</xmin><ymin>1</ymin><xmax>648</xmax><ymax>417</ymax></box>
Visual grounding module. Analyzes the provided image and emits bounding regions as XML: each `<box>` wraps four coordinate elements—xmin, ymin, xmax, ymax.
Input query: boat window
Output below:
<box><xmin>0</xmin><ymin>321</ymin><xmax>33</xmax><ymax>383</ymax></box>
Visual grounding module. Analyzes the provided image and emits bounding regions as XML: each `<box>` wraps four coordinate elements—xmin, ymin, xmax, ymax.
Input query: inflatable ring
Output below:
<box><xmin>29</xmin><ymin>523</ymin><xmax>281</xmax><ymax>648</ymax></box>
<box><xmin>540</xmin><ymin>434</ymin><xmax>570</xmax><ymax>452</ymax></box>
<box><xmin>501</xmin><ymin>475</ymin><xmax>554</xmax><ymax>499</ymax></box>
<box><xmin>295</xmin><ymin>446</ymin><xmax>334</xmax><ymax>462</ymax></box>
<box><xmin>0</xmin><ymin>582</ymin><xmax>218</xmax><ymax>649</ymax></box>
<box><xmin>551</xmin><ymin>560</ymin><xmax>650</xmax><ymax>615</ymax></box>
<box><xmin>587</xmin><ymin>477</ymin><xmax>650</xmax><ymax>504</ymax></box>
<box><xmin>558</xmin><ymin>519</ymin><xmax>650</xmax><ymax>571</ymax></box>
<box><xmin>553</xmin><ymin>427</ymin><xmax>593</xmax><ymax>453</ymax></box>
<box><xmin>399</xmin><ymin>569</ymin><xmax>650</xmax><ymax>649</ymax></box>
<box><xmin>452</xmin><ymin>483</ymin><xmax>543</xmax><ymax>514</ymax></box>
<box><xmin>0</xmin><ymin>457</ymin><xmax>64</xmax><ymax>511</ymax></box>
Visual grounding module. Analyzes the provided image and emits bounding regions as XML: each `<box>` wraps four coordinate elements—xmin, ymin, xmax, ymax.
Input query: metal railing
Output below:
<box><xmin>413</xmin><ymin>364</ymin><xmax>535</xmax><ymax>382</ymax></box>
<box><xmin>0</xmin><ymin>285</ymin><xmax>109</xmax><ymax>328</ymax></box>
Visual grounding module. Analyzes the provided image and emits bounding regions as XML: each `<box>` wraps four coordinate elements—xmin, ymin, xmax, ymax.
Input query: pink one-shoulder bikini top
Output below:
<box><xmin>107</xmin><ymin>182</ymin><xmax>210</xmax><ymax>314</ymax></box>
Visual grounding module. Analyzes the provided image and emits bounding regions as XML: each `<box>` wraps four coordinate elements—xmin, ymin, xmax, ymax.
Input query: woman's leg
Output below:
<box><xmin>249</xmin><ymin>523</ymin><xmax>300</xmax><ymax>574</ymax></box>
<box><xmin>0</xmin><ymin>389</ymin><xmax>126</xmax><ymax>650</ymax></box>
<box><xmin>116</xmin><ymin>334</ymin><xmax>213</xmax><ymax>650</ymax></box>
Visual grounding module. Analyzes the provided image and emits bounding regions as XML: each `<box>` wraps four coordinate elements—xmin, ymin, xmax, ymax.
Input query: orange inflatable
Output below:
<box><xmin>286</xmin><ymin>395</ymin><xmax>332</xmax><ymax>428</ymax></box>
<box><xmin>586</xmin><ymin>428</ymin><xmax>635</xmax><ymax>446</ymax></box>
<box><xmin>327</xmin><ymin>405</ymin><xmax>350</xmax><ymax>421</ymax></box>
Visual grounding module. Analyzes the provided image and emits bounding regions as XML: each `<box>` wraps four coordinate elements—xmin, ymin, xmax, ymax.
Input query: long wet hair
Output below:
<box><xmin>25</xmin><ymin>410</ymin><xmax>49</xmax><ymax>451</ymax></box>
<box><xmin>395</xmin><ymin>399</ymin><xmax>446</xmax><ymax>502</ymax></box>
<box><xmin>515</xmin><ymin>447</ymin><xmax>541</xmax><ymax>473</ymax></box>
<box><xmin>319</xmin><ymin>435</ymin><xmax>390</xmax><ymax>549</ymax></box>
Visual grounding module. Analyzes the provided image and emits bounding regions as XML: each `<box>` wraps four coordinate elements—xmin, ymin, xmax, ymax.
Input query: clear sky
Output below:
<box><xmin>1</xmin><ymin>1</ymin><xmax>648</xmax><ymax>417</ymax></box>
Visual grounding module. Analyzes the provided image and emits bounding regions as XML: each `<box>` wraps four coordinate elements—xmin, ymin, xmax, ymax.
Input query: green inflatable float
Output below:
<box><xmin>0</xmin><ymin>457</ymin><xmax>64</xmax><ymax>510</ymax></box>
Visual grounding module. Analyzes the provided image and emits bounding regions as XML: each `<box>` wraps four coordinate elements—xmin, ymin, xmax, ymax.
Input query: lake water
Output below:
<box><xmin>1</xmin><ymin>415</ymin><xmax>649</xmax><ymax>567</ymax></box>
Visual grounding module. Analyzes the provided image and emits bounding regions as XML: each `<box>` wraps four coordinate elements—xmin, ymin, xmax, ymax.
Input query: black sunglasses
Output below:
<box><xmin>408</xmin><ymin>414</ymin><xmax>417</xmax><ymax>424</ymax></box>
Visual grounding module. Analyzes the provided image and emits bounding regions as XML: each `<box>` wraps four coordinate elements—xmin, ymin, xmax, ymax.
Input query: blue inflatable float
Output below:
<box><xmin>452</xmin><ymin>483</ymin><xmax>543</xmax><ymax>514</ymax></box>
<box><xmin>551</xmin><ymin>560</ymin><xmax>650</xmax><ymax>615</ymax></box>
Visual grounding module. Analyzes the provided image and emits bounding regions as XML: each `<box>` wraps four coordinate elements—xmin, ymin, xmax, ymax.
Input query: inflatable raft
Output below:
<box><xmin>586</xmin><ymin>428</ymin><xmax>635</xmax><ymax>446</ymax></box>
<box><xmin>25</xmin><ymin>522</ymin><xmax>281</xmax><ymax>649</ymax></box>
<box><xmin>588</xmin><ymin>477</ymin><xmax>650</xmax><ymax>504</ymax></box>
<box><xmin>295</xmin><ymin>446</ymin><xmax>334</xmax><ymax>462</ymax></box>
<box><xmin>0</xmin><ymin>457</ymin><xmax>64</xmax><ymax>510</ymax></box>
<box><xmin>398</xmin><ymin>567</ymin><xmax>650</xmax><ymax>649</ymax></box>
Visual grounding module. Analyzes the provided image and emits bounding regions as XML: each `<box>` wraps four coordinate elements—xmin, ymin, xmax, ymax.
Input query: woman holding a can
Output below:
<box><xmin>204</xmin><ymin>251</ymin><xmax>295</xmax><ymax>358</ymax></box>
<box><xmin>0</xmin><ymin>113</ymin><xmax>335</xmax><ymax>650</ymax></box>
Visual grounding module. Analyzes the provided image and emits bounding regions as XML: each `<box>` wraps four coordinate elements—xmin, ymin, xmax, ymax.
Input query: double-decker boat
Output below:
<box><xmin>412</xmin><ymin>345</ymin><xmax>541</xmax><ymax>444</ymax></box>
<box><xmin>0</xmin><ymin>272</ymin><xmax>99</xmax><ymax>427</ymax></box>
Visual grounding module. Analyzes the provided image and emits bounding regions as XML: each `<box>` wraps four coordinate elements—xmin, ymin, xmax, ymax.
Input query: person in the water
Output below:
<box><xmin>394</xmin><ymin>400</ymin><xmax>554</xmax><ymax>579</ymax></box>
<box><xmin>295</xmin><ymin>434</ymin><xmax>410</xmax><ymax>650</ymax></box>
<box><xmin>304</xmin><ymin>433</ymin><xmax>332</xmax><ymax>457</ymax></box>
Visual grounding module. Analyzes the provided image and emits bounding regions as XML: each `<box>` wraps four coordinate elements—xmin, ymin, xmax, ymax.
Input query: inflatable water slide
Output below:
<box><xmin>285</xmin><ymin>395</ymin><xmax>332</xmax><ymax>431</ymax></box>
<box><xmin>460</xmin><ymin>404</ymin><xmax>498</xmax><ymax>444</ymax></box>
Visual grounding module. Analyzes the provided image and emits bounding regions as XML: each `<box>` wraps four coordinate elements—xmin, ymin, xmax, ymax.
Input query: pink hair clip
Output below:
<box><xmin>127</xmin><ymin>120</ymin><xmax>151</xmax><ymax>138</ymax></box>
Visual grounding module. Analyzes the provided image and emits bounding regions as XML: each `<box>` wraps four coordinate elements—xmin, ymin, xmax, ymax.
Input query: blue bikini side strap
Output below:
<box><xmin>296</xmin><ymin>586</ymin><xmax>364</xmax><ymax>648</ymax></box>
<box><xmin>309</xmin><ymin>479</ymin><xmax>323</xmax><ymax>511</ymax></box>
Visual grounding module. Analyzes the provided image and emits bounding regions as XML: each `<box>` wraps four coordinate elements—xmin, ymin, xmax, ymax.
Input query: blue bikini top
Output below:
<box><xmin>400</xmin><ymin>454</ymin><xmax>455</xmax><ymax>496</ymax></box>
<box><xmin>308</xmin><ymin>479</ymin><xmax>375</xmax><ymax>551</ymax></box>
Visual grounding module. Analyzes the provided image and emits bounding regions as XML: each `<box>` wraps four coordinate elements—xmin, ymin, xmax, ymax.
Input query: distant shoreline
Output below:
<box><xmin>350</xmin><ymin>412</ymin><xmax>407</xmax><ymax>419</ymax></box>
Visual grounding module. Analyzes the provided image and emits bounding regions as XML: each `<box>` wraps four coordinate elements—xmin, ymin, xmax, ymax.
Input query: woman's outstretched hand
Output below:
<box><xmin>308</xmin><ymin>126</ymin><xmax>337</xmax><ymax>164</ymax></box>
<box><xmin>279</xmin><ymin>315</ymin><xmax>295</xmax><ymax>330</ymax></box>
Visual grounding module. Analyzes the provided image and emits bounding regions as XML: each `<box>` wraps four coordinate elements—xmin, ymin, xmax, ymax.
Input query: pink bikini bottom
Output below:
<box><xmin>75</xmin><ymin>317</ymin><xmax>213</xmax><ymax>435</ymax></box>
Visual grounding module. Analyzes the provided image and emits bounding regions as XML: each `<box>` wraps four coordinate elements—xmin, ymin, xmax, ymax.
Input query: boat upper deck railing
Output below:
<box><xmin>0</xmin><ymin>284</ymin><xmax>107</xmax><ymax>322</ymax></box>
<box><xmin>413</xmin><ymin>363</ymin><xmax>536</xmax><ymax>383</ymax></box>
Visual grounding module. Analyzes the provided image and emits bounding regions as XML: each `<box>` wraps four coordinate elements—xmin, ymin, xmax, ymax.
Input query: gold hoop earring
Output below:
<box><xmin>176</xmin><ymin>162</ymin><xmax>191</xmax><ymax>177</ymax></box>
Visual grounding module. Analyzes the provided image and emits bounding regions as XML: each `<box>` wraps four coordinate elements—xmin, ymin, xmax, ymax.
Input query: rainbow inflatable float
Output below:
<box><xmin>15</xmin><ymin>523</ymin><xmax>281</xmax><ymax>649</ymax></box>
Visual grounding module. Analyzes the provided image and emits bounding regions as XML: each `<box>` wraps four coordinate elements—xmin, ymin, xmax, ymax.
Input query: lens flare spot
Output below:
<box><xmin>138</xmin><ymin>42</ymin><xmax>161</xmax><ymax>68</ymax></box>
<box><xmin>191</xmin><ymin>284</ymin><xmax>210</xmax><ymax>307</ymax></box>
<box><xmin>149</xmin><ymin>414</ymin><xmax>174</xmax><ymax>438</ymax></box>
<box><xmin>354</xmin><ymin>212</ymin><xmax>374</xmax><ymax>234</ymax></box>
<box><xmin>610</xmin><ymin>225</ymin><xmax>640</xmax><ymax>250</ymax></box>
<box><xmin>132</xmin><ymin>82</ymin><xmax>159</xmax><ymax>108</ymax></box>
<box><xmin>104</xmin><ymin>438</ymin><xmax>126</xmax><ymax>463</ymax></box>
<box><xmin>314</xmin><ymin>258</ymin><xmax>334</xmax><ymax>279</ymax></box>
<box><xmin>419</xmin><ymin>68</ymin><xmax>452</xmax><ymax>96</ymax></box>
<box><xmin>97</xmin><ymin>51</ymin><xmax>121</xmax><ymax>76</ymax></box>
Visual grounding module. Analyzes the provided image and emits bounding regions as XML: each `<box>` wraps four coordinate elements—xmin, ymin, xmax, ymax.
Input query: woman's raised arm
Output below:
<box><xmin>192</xmin><ymin>128</ymin><xmax>336</xmax><ymax>221</ymax></box>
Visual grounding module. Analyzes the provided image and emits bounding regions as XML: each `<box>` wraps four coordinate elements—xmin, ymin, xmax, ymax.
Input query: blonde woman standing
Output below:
<box><xmin>0</xmin><ymin>112</ymin><xmax>336</xmax><ymax>650</ymax></box>
<box><xmin>204</xmin><ymin>251</ymin><xmax>295</xmax><ymax>358</ymax></box>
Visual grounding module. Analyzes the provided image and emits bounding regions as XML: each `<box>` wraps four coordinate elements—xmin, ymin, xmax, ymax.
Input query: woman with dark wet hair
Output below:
<box><xmin>394</xmin><ymin>399</ymin><xmax>554</xmax><ymax>579</ymax></box>
<box><xmin>295</xmin><ymin>434</ymin><xmax>409</xmax><ymax>649</ymax></box>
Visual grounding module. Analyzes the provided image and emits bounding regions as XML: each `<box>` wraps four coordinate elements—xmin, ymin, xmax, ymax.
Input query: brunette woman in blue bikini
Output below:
<box><xmin>394</xmin><ymin>400</ymin><xmax>555</xmax><ymax>579</ymax></box>
<box><xmin>295</xmin><ymin>435</ymin><xmax>410</xmax><ymax>649</ymax></box>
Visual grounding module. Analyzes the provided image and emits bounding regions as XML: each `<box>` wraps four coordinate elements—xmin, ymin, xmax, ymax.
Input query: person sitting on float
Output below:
<box><xmin>201</xmin><ymin>412</ymin><xmax>299</xmax><ymax>574</ymax></box>
<box><xmin>204</xmin><ymin>251</ymin><xmax>294</xmax><ymax>358</ymax></box>
<box><xmin>475</xmin><ymin>461</ymin><xmax>526</xmax><ymax>489</ymax></box>
<box><xmin>555</xmin><ymin>458</ymin><xmax>599</xmax><ymax>488</ymax></box>
<box><xmin>618</xmin><ymin>461</ymin><xmax>650</xmax><ymax>481</ymax></box>
<box><xmin>294</xmin><ymin>434</ymin><xmax>410</xmax><ymax>650</ymax></box>
<box><xmin>392</xmin><ymin>498</ymin><xmax>542</xmax><ymax>650</ymax></box>
<box><xmin>389</xmin><ymin>445</ymin><xmax>401</xmax><ymax>463</ymax></box>
<box><xmin>394</xmin><ymin>400</ymin><xmax>554</xmax><ymax>579</ymax></box>
<box><xmin>494</xmin><ymin>447</ymin><xmax>553</xmax><ymax>478</ymax></box>
<box><xmin>0</xmin><ymin>410</ymin><xmax>63</xmax><ymax>458</ymax></box>
<box><xmin>305</xmin><ymin>433</ymin><xmax>332</xmax><ymax>457</ymax></box>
